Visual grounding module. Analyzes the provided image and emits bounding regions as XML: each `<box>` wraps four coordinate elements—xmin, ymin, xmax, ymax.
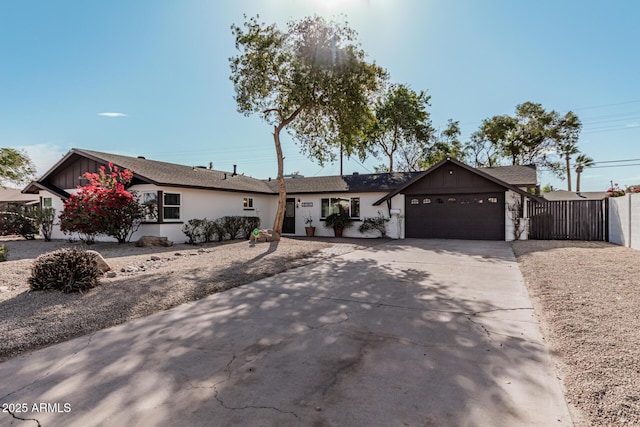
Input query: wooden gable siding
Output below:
<box><xmin>49</xmin><ymin>156</ymin><xmax>105</xmax><ymax>190</ymax></box>
<box><xmin>403</xmin><ymin>163</ymin><xmax>505</xmax><ymax>195</ymax></box>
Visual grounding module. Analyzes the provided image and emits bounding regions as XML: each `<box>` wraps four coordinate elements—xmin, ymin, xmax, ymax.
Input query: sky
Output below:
<box><xmin>1</xmin><ymin>0</ymin><xmax>639</xmax><ymax>192</ymax></box>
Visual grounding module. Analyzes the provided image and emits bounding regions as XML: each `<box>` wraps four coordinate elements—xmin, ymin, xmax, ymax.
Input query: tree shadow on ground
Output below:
<box><xmin>0</xmin><ymin>240</ymin><xmax>563</xmax><ymax>426</ymax></box>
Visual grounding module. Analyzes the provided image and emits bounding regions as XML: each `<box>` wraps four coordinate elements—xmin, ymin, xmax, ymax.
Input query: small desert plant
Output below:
<box><xmin>304</xmin><ymin>212</ymin><xmax>314</xmax><ymax>227</ymax></box>
<box><xmin>358</xmin><ymin>211</ymin><xmax>390</xmax><ymax>237</ymax></box>
<box><xmin>29</xmin><ymin>248</ymin><xmax>101</xmax><ymax>293</ymax></box>
<box><xmin>0</xmin><ymin>244</ymin><xmax>8</xmax><ymax>262</ymax></box>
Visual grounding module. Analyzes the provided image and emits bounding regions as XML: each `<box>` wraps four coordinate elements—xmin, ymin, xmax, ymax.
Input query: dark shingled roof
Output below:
<box><xmin>76</xmin><ymin>149</ymin><xmax>275</xmax><ymax>194</ymax></box>
<box><xmin>264</xmin><ymin>172</ymin><xmax>420</xmax><ymax>194</ymax></box>
<box><xmin>479</xmin><ymin>165</ymin><xmax>537</xmax><ymax>187</ymax></box>
<box><xmin>26</xmin><ymin>148</ymin><xmax>539</xmax><ymax>197</ymax></box>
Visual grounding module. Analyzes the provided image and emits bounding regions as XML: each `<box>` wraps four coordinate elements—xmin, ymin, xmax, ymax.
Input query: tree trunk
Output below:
<box><xmin>565</xmin><ymin>154</ymin><xmax>572</xmax><ymax>192</ymax></box>
<box><xmin>576</xmin><ymin>165</ymin><xmax>583</xmax><ymax>192</ymax></box>
<box><xmin>272</xmin><ymin>125</ymin><xmax>287</xmax><ymax>235</ymax></box>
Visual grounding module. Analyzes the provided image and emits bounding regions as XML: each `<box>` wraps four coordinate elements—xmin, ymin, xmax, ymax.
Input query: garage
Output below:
<box><xmin>405</xmin><ymin>192</ymin><xmax>505</xmax><ymax>240</ymax></box>
<box><xmin>373</xmin><ymin>159</ymin><xmax>525</xmax><ymax>241</ymax></box>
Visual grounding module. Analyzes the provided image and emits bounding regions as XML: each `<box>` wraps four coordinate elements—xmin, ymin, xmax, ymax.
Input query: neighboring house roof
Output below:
<box><xmin>542</xmin><ymin>190</ymin><xmax>609</xmax><ymax>201</ymax></box>
<box><xmin>0</xmin><ymin>187</ymin><xmax>39</xmax><ymax>204</ymax></box>
<box><xmin>373</xmin><ymin>158</ymin><xmax>541</xmax><ymax>206</ymax></box>
<box><xmin>479</xmin><ymin>164</ymin><xmax>537</xmax><ymax>187</ymax></box>
<box><xmin>23</xmin><ymin>148</ymin><xmax>539</xmax><ymax>198</ymax></box>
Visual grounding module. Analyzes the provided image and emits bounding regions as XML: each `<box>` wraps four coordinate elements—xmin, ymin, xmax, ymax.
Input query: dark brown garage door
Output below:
<box><xmin>405</xmin><ymin>193</ymin><xmax>505</xmax><ymax>240</ymax></box>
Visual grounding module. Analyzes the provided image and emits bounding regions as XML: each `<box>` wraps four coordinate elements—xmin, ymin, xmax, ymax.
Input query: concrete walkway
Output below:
<box><xmin>0</xmin><ymin>239</ymin><xmax>572</xmax><ymax>426</ymax></box>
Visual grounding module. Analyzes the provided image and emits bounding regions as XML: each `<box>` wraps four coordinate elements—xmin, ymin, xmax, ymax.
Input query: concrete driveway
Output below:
<box><xmin>0</xmin><ymin>239</ymin><xmax>572</xmax><ymax>426</ymax></box>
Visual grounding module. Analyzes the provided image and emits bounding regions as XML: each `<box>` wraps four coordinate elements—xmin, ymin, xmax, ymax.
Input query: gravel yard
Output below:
<box><xmin>512</xmin><ymin>240</ymin><xmax>640</xmax><ymax>427</ymax></box>
<box><xmin>0</xmin><ymin>237</ymin><xmax>383</xmax><ymax>362</ymax></box>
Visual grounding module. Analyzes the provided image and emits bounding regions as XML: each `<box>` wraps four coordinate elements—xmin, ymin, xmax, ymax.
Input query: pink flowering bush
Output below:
<box><xmin>606</xmin><ymin>183</ymin><xmax>626</xmax><ymax>198</ymax></box>
<box><xmin>59</xmin><ymin>163</ymin><xmax>144</xmax><ymax>243</ymax></box>
<box><xmin>626</xmin><ymin>184</ymin><xmax>640</xmax><ymax>194</ymax></box>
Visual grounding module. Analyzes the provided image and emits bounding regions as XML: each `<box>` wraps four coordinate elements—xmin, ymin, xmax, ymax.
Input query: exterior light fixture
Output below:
<box><xmin>296</xmin><ymin>199</ymin><xmax>301</xmax><ymax>208</ymax></box>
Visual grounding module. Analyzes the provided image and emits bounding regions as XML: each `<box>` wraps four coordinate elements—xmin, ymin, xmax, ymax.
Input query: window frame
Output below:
<box><xmin>162</xmin><ymin>192</ymin><xmax>181</xmax><ymax>221</ymax></box>
<box><xmin>141</xmin><ymin>191</ymin><xmax>159</xmax><ymax>222</ymax></box>
<box><xmin>243</xmin><ymin>197</ymin><xmax>254</xmax><ymax>210</ymax></box>
<box><xmin>320</xmin><ymin>197</ymin><xmax>361</xmax><ymax>220</ymax></box>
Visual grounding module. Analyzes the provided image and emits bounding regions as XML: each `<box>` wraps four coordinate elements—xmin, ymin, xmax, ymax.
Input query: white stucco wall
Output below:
<box><xmin>288</xmin><ymin>192</ymin><xmax>405</xmax><ymax>239</ymax></box>
<box><xmin>43</xmin><ymin>186</ymin><xmax>275</xmax><ymax>244</ymax></box>
<box><xmin>609</xmin><ymin>193</ymin><xmax>640</xmax><ymax>249</ymax></box>
<box><xmin>505</xmin><ymin>190</ymin><xmax>529</xmax><ymax>242</ymax></box>
<box><xmin>632</xmin><ymin>194</ymin><xmax>640</xmax><ymax>250</ymax></box>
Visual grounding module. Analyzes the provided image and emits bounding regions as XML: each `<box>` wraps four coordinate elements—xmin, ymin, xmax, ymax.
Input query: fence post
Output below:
<box><xmin>605</xmin><ymin>197</ymin><xmax>610</xmax><ymax>243</ymax></box>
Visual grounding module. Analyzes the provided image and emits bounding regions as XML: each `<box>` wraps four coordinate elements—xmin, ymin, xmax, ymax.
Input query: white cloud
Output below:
<box><xmin>98</xmin><ymin>112</ymin><xmax>127</xmax><ymax>118</ymax></box>
<box><xmin>625</xmin><ymin>122</ymin><xmax>639</xmax><ymax>128</ymax></box>
<box><xmin>15</xmin><ymin>144</ymin><xmax>68</xmax><ymax>179</ymax></box>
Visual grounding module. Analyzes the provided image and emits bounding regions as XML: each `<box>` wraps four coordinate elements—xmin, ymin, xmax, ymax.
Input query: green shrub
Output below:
<box><xmin>29</xmin><ymin>248</ymin><xmax>101</xmax><ymax>293</ymax></box>
<box><xmin>324</xmin><ymin>211</ymin><xmax>353</xmax><ymax>230</ymax></box>
<box><xmin>0</xmin><ymin>207</ymin><xmax>38</xmax><ymax>239</ymax></box>
<box><xmin>0</xmin><ymin>244</ymin><xmax>8</xmax><ymax>262</ymax></box>
<box><xmin>220</xmin><ymin>216</ymin><xmax>244</xmax><ymax>240</ymax></box>
<box><xmin>35</xmin><ymin>207</ymin><xmax>56</xmax><ymax>242</ymax></box>
<box><xmin>240</xmin><ymin>217</ymin><xmax>260</xmax><ymax>239</ymax></box>
<box><xmin>358</xmin><ymin>211</ymin><xmax>390</xmax><ymax>237</ymax></box>
<box><xmin>182</xmin><ymin>218</ymin><xmax>225</xmax><ymax>244</ymax></box>
<box><xmin>183</xmin><ymin>216</ymin><xmax>261</xmax><ymax>243</ymax></box>
<box><xmin>183</xmin><ymin>218</ymin><xmax>207</xmax><ymax>244</ymax></box>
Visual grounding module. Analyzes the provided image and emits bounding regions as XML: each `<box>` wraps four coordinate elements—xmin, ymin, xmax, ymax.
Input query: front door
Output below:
<box><xmin>283</xmin><ymin>198</ymin><xmax>296</xmax><ymax>234</ymax></box>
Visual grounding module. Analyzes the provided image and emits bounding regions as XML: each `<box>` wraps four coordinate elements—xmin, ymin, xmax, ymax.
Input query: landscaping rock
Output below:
<box><xmin>250</xmin><ymin>229</ymin><xmax>281</xmax><ymax>243</ymax></box>
<box><xmin>149</xmin><ymin>255</ymin><xmax>161</xmax><ymax>261</ymax></box>
<box><xmin>135</xmin><ymin>236</ymin><xmax>173</xmax><ymax>248</ymax></box>
<box><xmin>85</xmin><ymin>250</ymin><xmax>111</xmax><ymax>273</ymax></box>
<box><xmin>105</xmin><ymin>271</ymin><xmax>117</xmax><ymax>278</ymax></box>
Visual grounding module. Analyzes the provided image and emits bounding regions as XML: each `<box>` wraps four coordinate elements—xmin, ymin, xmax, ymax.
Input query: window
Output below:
<box><xmin>320</xmin><ymin>197</ymin><xmax>361</xmax><ymax>219</ymax></box>
<box><xmin>142</xmin><ymin>192</ymin><xmax>158</xmax><ymax>221</ymax></box>
<box><xmin>43</xmin><ymin>197</ymin><xmax>52</xmax><ymax>207</ymax></box>
<box><xmin>488</xmin><ymin>197</ymin><xmax>498</xmax><ymax>203</ymax></box>
<box><xmin>423</xmin><ymin>198</ymin><xmax>431</xmax><ymax>204</ymax></box>
<box><xmin>411</xmin><ymin>198</ymin><xmax>419</xmax><ymax>205</ymax></box>
<box><xmin>163</xmin><ymin>193</ymin><xmax>181</xmax><ymax>220</ymax></box>
<box><xmin>243</xmin><ymin>197</ymin><xmax>254</xmax><ymax>210</ymax></box>
<box><xmin>448</xmin><ymin>198</ymin><xmax>457</xmax><ymax>203</ymax></box>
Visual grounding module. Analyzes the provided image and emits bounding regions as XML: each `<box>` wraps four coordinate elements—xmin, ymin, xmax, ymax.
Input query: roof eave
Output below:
<box><xmin>373</xmin><ymin>158</ymin><xmax>542</xmax><ymax>205</ymax></box>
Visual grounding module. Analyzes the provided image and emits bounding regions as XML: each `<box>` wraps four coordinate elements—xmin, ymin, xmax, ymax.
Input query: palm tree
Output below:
<box><xmin>559</xmin><ymin>143</ymin><xmax>580</xmax><ymax>191</ymax></box>
<box><xmin>574</xmin><ymin>154</ymin><xmax>595</xmax><ymax>192</ymax></box>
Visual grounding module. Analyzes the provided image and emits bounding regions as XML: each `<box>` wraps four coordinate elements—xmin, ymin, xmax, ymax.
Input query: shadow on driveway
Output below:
<box><xmin>0</xmin><ymin>239</ymin><xmax>570</xmax><ymax>426</ymax></box>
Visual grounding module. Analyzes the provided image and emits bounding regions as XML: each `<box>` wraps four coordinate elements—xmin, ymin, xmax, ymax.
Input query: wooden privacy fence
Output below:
<box><xmin>527</xmin><ymin>199</ymin><xmax>609</xmax><ymax>241</ymax></box>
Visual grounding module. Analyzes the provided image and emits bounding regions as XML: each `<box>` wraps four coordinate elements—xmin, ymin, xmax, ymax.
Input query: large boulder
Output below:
<box><xmin>85</xmin><ymin>250</ymin><xmax>111</xmax><ymax>273</ymax></box>
<box><xmin>135</xmin><ymin>236</ymin><xmax>174</xmax><ymax>248</ymax></box>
